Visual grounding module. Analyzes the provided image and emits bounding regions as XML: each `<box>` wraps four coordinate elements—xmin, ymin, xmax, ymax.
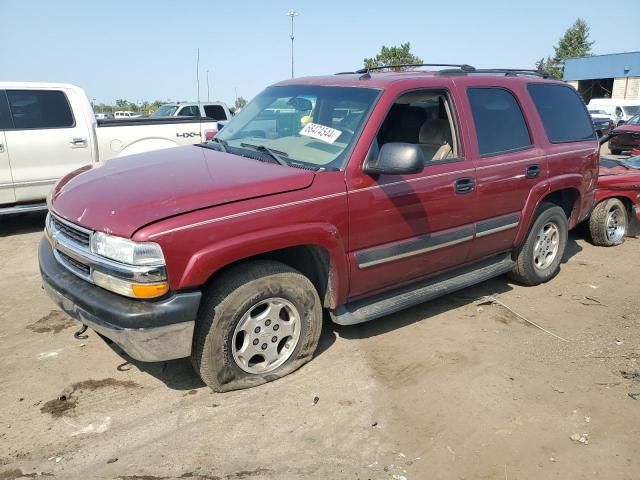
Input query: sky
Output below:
<box><xmin>1</xmin><ymin>0</ymin><xmax>639</xmax><ymax>107</ymax></box>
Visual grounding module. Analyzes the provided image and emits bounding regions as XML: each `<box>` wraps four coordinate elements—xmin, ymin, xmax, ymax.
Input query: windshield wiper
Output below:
<box><xmin>211</xmin><ymin>137</ymin><xmax>229</xmax><ymax>153</ymax></box>
<box><xmin>240</xmin><ymin>143</ymin><xmax>289</xmax><ymax>166</ymax></box>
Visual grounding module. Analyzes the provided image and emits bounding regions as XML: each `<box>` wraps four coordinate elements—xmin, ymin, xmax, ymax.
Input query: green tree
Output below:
<box><xmin>234</xmin><ymin>96</ymin><xmax>247</xmax><ymax>110</ymax></box>
<box><xmin>364</xmin><ymin>42</ymin><xmax>423</xmax><ymax>71</ymax></box>
<box><xmin>536</xmin><ymin>18</ymin><xmax>594</xmax><ymax>79</ymax></box>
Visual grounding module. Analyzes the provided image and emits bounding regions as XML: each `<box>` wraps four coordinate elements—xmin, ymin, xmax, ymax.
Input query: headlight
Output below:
<box><xmin>91</xmin><ymin>232</ymin><xmax>165</xmax><ymax>266</ymax></box>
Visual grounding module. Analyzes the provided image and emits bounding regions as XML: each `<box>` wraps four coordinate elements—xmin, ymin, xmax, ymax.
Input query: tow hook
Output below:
<box><xmin>73</xmin><ymin>324</ymin><xmax>88</xmax><ymax>339</ymax></box>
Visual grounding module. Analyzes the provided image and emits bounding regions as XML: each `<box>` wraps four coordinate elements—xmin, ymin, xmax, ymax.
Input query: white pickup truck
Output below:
<box><xmin>0</xmin><ymin>82</ymin><xmax>226</xmax><ymax>214</ymax></box>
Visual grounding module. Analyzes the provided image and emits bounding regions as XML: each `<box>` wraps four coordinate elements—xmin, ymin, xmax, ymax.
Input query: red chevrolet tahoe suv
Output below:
<box><xmin>40</xmin><ymin>65</ymin><xmax>599</xmax><ymax>391</ymax></box>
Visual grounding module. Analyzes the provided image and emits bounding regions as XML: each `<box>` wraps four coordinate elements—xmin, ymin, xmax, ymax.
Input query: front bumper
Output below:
<box><xmin>39</xmin><ymin>238</ymin><xmax>201</xmax><ymax>362</ymax></box>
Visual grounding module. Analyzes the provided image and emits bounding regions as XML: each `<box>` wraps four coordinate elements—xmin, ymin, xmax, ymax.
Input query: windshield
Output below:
<box><xmin>601</xmin><ymin>155</ymin><xmax>640</xmax><ymax>169</ymax></box>
<box><xmin>215</xmin><ymin>85</ymin><xmax>379</xmax><ymax>170</ymax></box>
<box><xmin>151</xmin><ymin>105</ymin><xmax>179</xmax><ymax>117</ymax></box>
<box><xmin>623</xmin><ymin>106</ymin><xmax>640</xmax><ymax>117</ymax></box>
<box><xmin>588</xmin><ymin>109</ymin><xmax>607</xmax><ymax>115</ymax></box>
<box><xmin>625</xmin><ymin>114</ymin><xmax>640</xmax><ymax>125</ymax></box>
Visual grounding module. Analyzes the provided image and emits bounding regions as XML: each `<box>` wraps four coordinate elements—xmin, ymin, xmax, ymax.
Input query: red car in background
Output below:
<box><xmin>589</xmin><ymin>155</ymin><xmax>640</xmax><ymax>246</ymax></box>
<box><xmin>608</xmin><ymin>114</ymin><xmax>640</xmax><ymax>154</ymax></box>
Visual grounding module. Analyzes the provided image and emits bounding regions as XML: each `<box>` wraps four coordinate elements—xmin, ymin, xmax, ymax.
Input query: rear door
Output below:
<box><xmin>462</xmin><ymin>85</ymin><xmax>546</xmax><ymax>261</ymax></box>
<box><xmin>0</xmin><ymin>91</ymin><xmax>15</xmax><ymax>205</ymax></box>
<box><xmin>4</xmin><ymin>88</ymin><xmax>93</xmax><ymax>202</ymax></box>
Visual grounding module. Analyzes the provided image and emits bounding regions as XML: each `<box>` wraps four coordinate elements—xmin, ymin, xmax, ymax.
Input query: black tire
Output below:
<box><xmin>191</xmin><ymin>260</ymin><xmax>322</xmax><ymax>392</ymax></box>
<box><xmin>509</xmin><ymin>203</ymin><xmax>568</xmax><ymax>286</ymax></box>
<box><xmin>609</xmin><ymin>149</ymin><xmax>622</xmax><ymax>155</ymax></box>
<box><xmin>588</xmin><ymin>198</ymin><xmax>627</xmax><ymax>247</ymax></box>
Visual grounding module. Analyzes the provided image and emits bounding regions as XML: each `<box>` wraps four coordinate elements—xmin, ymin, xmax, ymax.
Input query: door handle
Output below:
<box><xmin>454</xmin><ymin>177</ymin><xmax>474</xmax><ymax>194</ymax></box>
<box><xmin>0</xmin><ymin>143</ymin><xmax>4</xmax><ymax>153</ymax></box>
<box><xmin>69</xmin><ymin>137</ymin><xmax>88</xmax><ymax>147</ymax></box>
<box><xmin>526</xmin><ymin>164</ymin><xmax>541</xmax><ymax>179</ymax></box>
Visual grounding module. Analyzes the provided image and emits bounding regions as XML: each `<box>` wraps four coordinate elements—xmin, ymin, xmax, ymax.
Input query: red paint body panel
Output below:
<box><xmin>595</xmin><ymin>165</ymin><xmax>640</xmax><ymax>221</ymax></box>
<box><xmin>48</xmin><ymin>71</ymin><xmax>599</xmax><ymax>309</ymax></box>
<box><xmin>50</xmin><ymin>146</ymin><xmax>314</xmax><ymax>237</ymax></box>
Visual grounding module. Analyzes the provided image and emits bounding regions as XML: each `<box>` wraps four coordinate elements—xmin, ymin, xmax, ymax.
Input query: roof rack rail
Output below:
<box><xmin>439</xmin><ymin>68</ymin><xmax>551</xmax><ymax>78</ymax></box>
<box><xmin>335</xmin><ymin>64</ymin><xmax>476</xmax><ymax>76</ymax></box>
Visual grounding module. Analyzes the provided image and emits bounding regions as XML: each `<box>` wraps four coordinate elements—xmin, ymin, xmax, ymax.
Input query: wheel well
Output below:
<box><xmin>540</xmin><ymin>188</ymin><xmax>580</xmax><ymax>222</ymax></box>
<box><xmin>207</xmin><ymin>245</ymin><xmax>332</xmax><ymax>307</ymax></box>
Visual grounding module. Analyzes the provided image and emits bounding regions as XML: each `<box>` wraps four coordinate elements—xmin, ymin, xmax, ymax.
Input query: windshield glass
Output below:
<box><xmin>588</xmin><ymin>109</ymin><xmax>607</xmax><ymax>115</ymax></box>
<box><xmin>215</xmin><ymin>85</ymin><xmax>379</xmax><ymax>169</ymax></box>
<box><xmin>151</xmin><ymin>105</ymin><xmax>179</xmax><ymax>117</ymax></box>
<box><xmin>623</xmin><ymin>106</ymin><xmax>640</xmax><ymax>117</ymax></box>
<box><xmin>625</xmin><ymin>114</ymin><xmax>640</xmax><ymax>125</ymax></box>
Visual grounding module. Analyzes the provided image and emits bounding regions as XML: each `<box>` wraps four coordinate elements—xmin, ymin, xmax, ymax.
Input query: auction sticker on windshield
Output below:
<box><xmin>299</xmin><ymin>123</ymin><xmax>342</xmax><ymax>144</ymax></box>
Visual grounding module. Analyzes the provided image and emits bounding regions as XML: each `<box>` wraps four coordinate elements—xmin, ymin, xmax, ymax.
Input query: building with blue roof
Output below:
<box><xmin>563</xmin><ymin>52</ymin><xmax>640</xmax><ymax>102</ymax></box>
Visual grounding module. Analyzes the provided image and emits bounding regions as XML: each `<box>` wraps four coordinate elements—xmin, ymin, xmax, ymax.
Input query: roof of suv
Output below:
<box><xmin>275</xmin><ymin>70</ymin><xmax>564</xmax><ymax>89</ymax></box>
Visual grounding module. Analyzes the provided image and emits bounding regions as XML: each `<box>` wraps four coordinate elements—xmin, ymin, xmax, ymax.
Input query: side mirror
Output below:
<box><xmin>364</xmin><ymin>143</ymin><xmax>425</xmax><ymax>175</ymax></box>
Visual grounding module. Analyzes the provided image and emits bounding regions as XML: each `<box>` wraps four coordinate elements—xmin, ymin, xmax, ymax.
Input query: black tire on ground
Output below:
<box><xmin>588</xmin><ymin>198</ymin><xmax>627</xmax><ymax>247</ymax></box>
<box><xmin>191</xmin><ymin>260</ymin><xmax>323</xmax><ymax>392</ymax></box>
<box><xmin>509</xmin><ymin>202</ymin><xmax>568</xmax><ymax>286</ymax></box>
<box><xmin>609</xmin><ymin>149</ymin><xmax>622</xmax><ymax>155</ymax></box>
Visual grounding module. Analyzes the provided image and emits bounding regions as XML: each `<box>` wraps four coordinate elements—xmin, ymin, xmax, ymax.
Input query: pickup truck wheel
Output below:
<box><xmin>589</xmin><ymin>198</ymin><xmax>627</xmax><ymax>247</ymax></box>
<box><xmin>191</xmin><ymin>260</ymin><xmax>322</xmax><ymax>392</ymax></box>
<box><xmin>508</xmin><ymin>203</ymin><xmax>568</xmax><ymax>286</ymax></box>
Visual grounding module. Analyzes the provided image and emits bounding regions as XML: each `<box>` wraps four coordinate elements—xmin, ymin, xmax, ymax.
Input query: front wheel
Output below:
<box><xmin>509</xmin><ymin>203</ymin><xmax>568</xmax><ymax>286</ymax></box>
<box><xmin>589</xmin><ymin>198</ymin><xmax>627</xmax><ymax>247</ymax></box>
<box><xmin>191</xmin><ymin>260</ymin><xmax>323</xmax><ymax>392</ymax></box>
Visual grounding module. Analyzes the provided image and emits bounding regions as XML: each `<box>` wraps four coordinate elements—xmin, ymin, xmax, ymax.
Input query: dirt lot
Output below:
<box><xmin>1</xmin><ymin>211</ymin><xmax>639</xmax><ymax>480</ymax></box>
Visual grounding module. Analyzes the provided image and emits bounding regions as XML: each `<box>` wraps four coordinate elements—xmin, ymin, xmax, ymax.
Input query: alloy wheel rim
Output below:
<box><xmin>606</xmin><ymin>207</ymin><xmax>626</xmax><ymax>242</ymax></box>
<box><xmin>533</xmin><ymin>222</ymin><xmax>560</xmax><ymax>270</ymax></box>
<box><xmin>232</xmin><ymin>297</ymin><xmax>301</xmax><ymax>374</ymax></box>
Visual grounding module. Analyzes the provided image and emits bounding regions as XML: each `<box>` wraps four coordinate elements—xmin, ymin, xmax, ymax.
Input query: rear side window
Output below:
<box><xmin>203</xmin><ymin>105</ymin><xmax>227</xmax><ymax>120</ymax></box>
<box><xmin>467</xmin><ymin>88</ymin><xmax>531</xmax><ymax>156</ymax></box>
<box><xmin>528</xmin><ymin>84</ymin><xmax>594</xmax><ymax>143</ymax></box>
<box><xmin>6</xmin><ymin>90</ymin><xmax>75</xmax><ymax>129</ymax></box>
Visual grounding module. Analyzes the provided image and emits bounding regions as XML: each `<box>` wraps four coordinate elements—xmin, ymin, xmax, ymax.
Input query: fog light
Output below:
<box><xmin>93</xmin><ymin>270</ymin><xmax>169</xmax><ymax>299</ymax></box>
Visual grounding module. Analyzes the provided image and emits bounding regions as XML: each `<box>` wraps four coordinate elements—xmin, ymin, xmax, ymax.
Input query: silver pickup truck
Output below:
<box><xmin>0</xmin><ymin>82</ymin><xmax>229</xmax><ymax>214</ymax></box>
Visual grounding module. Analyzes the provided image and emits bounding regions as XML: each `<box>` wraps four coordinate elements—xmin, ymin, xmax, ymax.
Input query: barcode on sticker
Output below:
<box><xmin>299</xmin><ymin>122</ymin><xmax>342</xmax><ymax>144</ymax></box>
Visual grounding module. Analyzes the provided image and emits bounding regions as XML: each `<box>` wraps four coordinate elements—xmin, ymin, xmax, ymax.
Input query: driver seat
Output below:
<box><xmin>419</xmin><ymin>119</ymin><xmax>453</xmax><ymax>161</ymax></box>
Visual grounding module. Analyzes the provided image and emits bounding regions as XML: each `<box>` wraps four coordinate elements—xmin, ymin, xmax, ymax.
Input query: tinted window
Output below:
<box><xmin>528</xmin><ymin>84</ymin><xmax>594</xmax><ymax>143</ymax></box>
<box><xmin>467</xmin><ymin>88</ymin><xmax>531</xmax><ymax>156</ymax></box>
<box><xmin>0</xmin><ymin>91</ymin><xmax>12</xmax><ymax>129</ymax></box>
<box><xmin>7</xmin><ymin>90</ymin><xmax>74</xmax><ymax>129</ymax></box>
<box><xmin>203</xmin><ymin>105</ymin><xmax>227</xmax><ymax>120</ymax></box>
<box><xmin>177</xmin><ymin>105</ymin><xmax>200</xmax><ymax>117</ymax></box>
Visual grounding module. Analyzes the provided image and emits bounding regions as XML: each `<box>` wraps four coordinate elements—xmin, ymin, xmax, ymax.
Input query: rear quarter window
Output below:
<box><xmin>203</xmin><ymin>105</ymin><xmax>227</xmax><ymax>120</ymax></box>
<box><xmin>527</xmin><ymin>84</ymin><xmax>594</xmax><ymax>143</ymax></box>
<box><xmin>467</xmin><ymin>87</ymin><xmax>532</xmax><ymax>156</ymax></box>
<box><xmin>6</xmin><ymin>90</ymin><xmax>75</xmax><ymax>129</ymax></box>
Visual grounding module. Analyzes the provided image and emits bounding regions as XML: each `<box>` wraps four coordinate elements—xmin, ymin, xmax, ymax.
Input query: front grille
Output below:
<box><xmin>52</xmin><ymin>216</ymin><xmax>91</xmax><ymax>247</ymax></box>
<box><xmin>57</xmin><ymin>250</ymin><xmax>91</xmax><ymax>276</ymax></box>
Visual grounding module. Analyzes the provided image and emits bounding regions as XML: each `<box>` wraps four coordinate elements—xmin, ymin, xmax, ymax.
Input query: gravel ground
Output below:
<box><xmin>0</xmin><ymin>211</ymin><xmax>639</xmax><ymax>480</ymax></box>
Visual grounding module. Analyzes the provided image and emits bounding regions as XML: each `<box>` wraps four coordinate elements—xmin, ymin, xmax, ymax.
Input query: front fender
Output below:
<box><xmin>178</xmin><ymin>222</ymin><xmax>349</xmax><ymax>308</ymax></box>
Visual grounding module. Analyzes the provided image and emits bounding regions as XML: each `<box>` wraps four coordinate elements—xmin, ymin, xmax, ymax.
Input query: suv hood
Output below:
<box><xmin>50</xmin><ymin>145</ymin><xmax>315</xmax><ymax>237</ymax></box>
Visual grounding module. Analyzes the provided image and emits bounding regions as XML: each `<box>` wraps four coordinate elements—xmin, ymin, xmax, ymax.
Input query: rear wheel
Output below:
<box><xmin>509</xmin><ymin>203</ymin><xmax>568</xmax><ymax>286</ymax></box>
<box><xmin>589</xmin><ymin>198</ymin><xmax>627</xmax><ymax>247</ymax></box>
<box><xmin>191</xmin><ymin>260</ymin><xmax>322</xmax><ymax>392</ymax></box>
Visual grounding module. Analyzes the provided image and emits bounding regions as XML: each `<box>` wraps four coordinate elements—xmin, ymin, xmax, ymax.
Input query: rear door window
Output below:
<box><xmin>6</xmin><ymin>90</ymin><xmax>75</xmax><ymax>129</ymax></box>
<box><xmin>527</xmin><ymin>84</ymin><xmax>594</xmax><ymax>143</ymax></box>
<box><xmin>467</xmin><ymin>88</ymin><xmax>532</xmax><ymax>156</ymax></box>
<box><xmin>203</xmin><ymin>105</ymin><xmax>227</xmax><ymax>120</ymax></box>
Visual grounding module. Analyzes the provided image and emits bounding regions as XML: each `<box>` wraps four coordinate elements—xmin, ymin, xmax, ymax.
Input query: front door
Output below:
<box><xmin>4</xmin><ymin>88</ymin><xmax>93</xmax><ymax>203</ymax></box>
<box><xmin>346</xmin><ymin>88</ymin><xmax>477</xmax><ymax>299</ymax></box>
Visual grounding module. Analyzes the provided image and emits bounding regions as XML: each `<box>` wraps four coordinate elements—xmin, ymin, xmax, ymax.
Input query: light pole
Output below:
<box><xmin>287</xmin><ymin>10</ymin><xmax>299</xmax><ymax>79</ymax></box>
<box><xmin>206</xmin><ymin>70</ymin><xmax>210</xmax><ymax>102</ymax></box>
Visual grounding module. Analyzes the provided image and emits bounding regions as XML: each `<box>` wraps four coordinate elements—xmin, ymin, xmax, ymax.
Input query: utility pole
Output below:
<box><xmin>196</xmin><ymin>48</ymin><xmax>201</xmax><ymax>104</ymax></box>
<box><xmin>206</xmin><ymin>70</ymin><xmax>210</xmax><ymax>102</ymax></box>
<box><xmin>287</xmin><ymin>10</ymin><xmax>299</xmax><ymax>79</ymax></box>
